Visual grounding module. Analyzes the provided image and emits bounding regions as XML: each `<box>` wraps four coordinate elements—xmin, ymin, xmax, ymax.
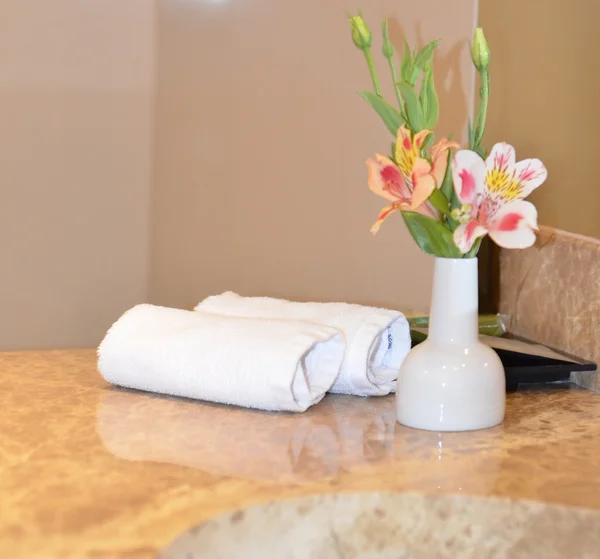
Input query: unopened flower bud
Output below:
<box><xmin>471</xmin><ymin>28</ymin><xmax>490</xmax><ymax>71</ymax></box>
<box><xmin>381</xmin><ymin>20</ymin><xmax>394</xmax><ymax>59</ymax></box>
<box><xmin>349</xmin><ymin>15</ymin><xmax>372</xmax><ymax>50</ymax></box>
<box><xmin>451</xmin><ymin>204</ymin><xmax>473</xmax><ymax>224</ymax></box>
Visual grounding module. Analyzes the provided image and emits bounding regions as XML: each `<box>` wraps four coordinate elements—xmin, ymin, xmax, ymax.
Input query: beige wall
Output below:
<box><xmin>150</xmin><ymin>0</ymin><xmax>478</xmax><ymax>312</ymax></box>
<box><xmin>6</xmin><ymin>1</ymin><xmax>595</xmax><ymax>348</ymax></box>
<box><xmin>0</xmin><ymin>1</ymin><xmax>155</xmax><ymax>349</ymax></box>
<box><xmin>0</xmin><ymin>1</ymin><xmax>479</xmax><ymax>350</ymax></box>
<box><xmin>480</xmin><ymin>1</ymin><xmax>600</xmax><ymax>239</ymax></box>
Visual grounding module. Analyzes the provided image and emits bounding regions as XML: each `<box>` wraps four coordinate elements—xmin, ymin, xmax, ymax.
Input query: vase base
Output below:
<box><xmin>396</xmin><ymin>406</ymin><xmax>505</xmax><ymax>432</ymax></box>
<box><xmin>395</xmin><ymin>340</ymin><xmax>506</xmax><ymax>433</ymax></box>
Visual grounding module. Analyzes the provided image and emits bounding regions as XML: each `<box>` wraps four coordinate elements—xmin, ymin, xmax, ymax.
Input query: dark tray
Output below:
<box><xmin>410</xmin><ymin>330</ymin><xmax>597</xmax><ymax>392</ymax></box>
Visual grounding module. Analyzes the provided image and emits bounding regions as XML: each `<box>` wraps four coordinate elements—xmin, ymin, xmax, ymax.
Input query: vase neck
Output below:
<box><xmin>428</xmin><ymin>257</ymin><xmax>479</xmax><ymax>345</ymax></box>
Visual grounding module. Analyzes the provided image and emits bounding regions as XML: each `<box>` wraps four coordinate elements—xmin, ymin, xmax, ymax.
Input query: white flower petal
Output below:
<box><xmin>488</xmin><ymin>200</ymin><xmax>538</xmax><ymax>249</ymax></box>
<box><xmin>452</xmin><ymin>150</ymin><xmax>486</xmax><ymax>205</ymax></box>
<box><xmin>453</xmin><ymin>220</ymin><xmax>488</xmax><ymax>254</ymax></box>
<box><xmin>486</xmin><ymin>143</ymin><xmax>516</xmax><ymax>175</ymax></box>
<box><xmin>514</xmin><ymin>158</ymin><xmax>548</xmax><ymax>198</ymax></box>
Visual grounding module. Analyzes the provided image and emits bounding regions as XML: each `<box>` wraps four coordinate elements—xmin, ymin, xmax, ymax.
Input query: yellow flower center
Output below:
<box><xmin>485</xmin><ymin>169</ymin><xmax>522</xmax><ymax>200</ymax></box>
<box><xmin>396</xmin><ymin>145</ymin><xmax>417</xmax><ymax>186</ymax></box>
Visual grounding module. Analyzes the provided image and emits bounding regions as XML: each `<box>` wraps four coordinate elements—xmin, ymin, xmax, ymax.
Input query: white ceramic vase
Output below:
<box><xmin>396</xmin><ymin>257</ymin><xmax>505</xmax><ymax>432</ymax></box>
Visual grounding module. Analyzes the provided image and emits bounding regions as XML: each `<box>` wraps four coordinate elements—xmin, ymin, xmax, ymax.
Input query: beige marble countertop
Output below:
<box><xmin>2</xmin><ymin>349</ymin><xmax>600</xmax><ymax>558</ymax></box>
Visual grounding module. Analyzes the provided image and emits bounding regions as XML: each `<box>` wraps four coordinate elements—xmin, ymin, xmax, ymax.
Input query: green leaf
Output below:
<box><xmin>401</xmin><ymin>211</ymin><xmax>462</xmax><ymax>258</ymax></box>
<box><xmin>428</xmin><ymin>189</ymin><xmax>450</xmax><ymax>216</ymax></box>
<box><xmin>399</xmin><ymin>103</ymin><xmax>408</xmax><ymax>122</ymax></box>
<box><xmin>400</xmin><ymin>40</ymin><xmax>413</xmax><ymax>83</ymax></box>
<box><xmin>422</xmin><ymin>133</ymin><xmax>435</xmax><ymax>152</ymax></box>
<box><xmin>446</xmin><ymin>214</ymin><xmax>460</xmax><ymax>232</ymax></box>
<box><xmin>420</xmin><ymin>76</ymin><xmax>429</xmax><ymax>116</ymax></box>
<box><xmin>414</xmin><ymin>39</ymin><xmax>439</xmax><ymax>70</ymax></box>
<box><xmin>465</xmin><ymin>236</ymin><xmax>483</xmax><ymax>258</ymax></box>
<box><xmin>358</xmin><ymin>91</ymin><xmax>405</xmax><ymax>136</ymax></box>
<box><xmin>440</xmin><ymin>150</ymin><xmax>454</xmax><ymax>200</ymax></box>
<box><xmin>408</xmin><ymin>66</ymin><xmax>421</xmax><ymax>86</ymax></box>
<box><xmin>397</xmin><ymin>83</ymin><xmax>423</xmax><ymax>131</ymax></box>
<box><xmin>449</xmin><ymin>189</ymin><xmax>461</xmax><ymax>210</ymax></box>
<box><xmin>420</xmin><ymin>69</ymin><xmax>439</xmax><ymax>129</ymax></box>
<box><xmin>447</xmin><ymin>188</ymin><xmax>462</xmax><ymax>230</ymax></box>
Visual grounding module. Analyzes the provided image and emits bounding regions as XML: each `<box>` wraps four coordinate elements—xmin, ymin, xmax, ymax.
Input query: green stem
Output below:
<box><xmin>363</xmin><ymin>48</ymin><xmax>382</xmax><ymax>97</ymax></box>
<box><xmin>472</xmin><ymin>68</ymin><xmax>489</xmax><ymax>149</ymax></box>
<box><xmin>385</xmin><ymin>57</ymin><xmax>404</xmax><ymax>109</ymax></box>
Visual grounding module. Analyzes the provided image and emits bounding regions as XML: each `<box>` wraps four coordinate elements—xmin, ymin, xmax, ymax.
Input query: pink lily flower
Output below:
<box><xmin>452</xmin><ymin>143</ymin><xmax>547</xmax><ymax>253</ymax></box>
<box><xmin>367</xmin><ymin>126</ymin><xmax>457</xmax><ymax>234</ymax></box>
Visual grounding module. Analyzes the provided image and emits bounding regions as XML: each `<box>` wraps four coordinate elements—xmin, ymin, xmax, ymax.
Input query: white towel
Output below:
<box><xmin>98</xmin><ymin>304</ymin><xmax>345</xmax><ymax>412</ymax></box>
<box><xmin>195</xmin><ymin>292</ymin><xmax>411</xmax><ymax>396</ymax></box>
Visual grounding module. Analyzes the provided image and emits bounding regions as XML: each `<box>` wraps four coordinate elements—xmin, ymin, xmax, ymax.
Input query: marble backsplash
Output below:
<box><xmin>499</xmin><ymin>226</ymin><xmax>600</xmax><ymax>389</ymax></box>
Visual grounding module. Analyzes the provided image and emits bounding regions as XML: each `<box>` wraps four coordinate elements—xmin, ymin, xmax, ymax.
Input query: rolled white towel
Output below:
<box><xmin>98</xmin><ymin>304</ymin><xmax>345</xmax><ymax>412</ymax></box>
<box><xmin>195</xmin><ymin>292</ymin><xmax>411</xmax><ymax>396</ymax></box>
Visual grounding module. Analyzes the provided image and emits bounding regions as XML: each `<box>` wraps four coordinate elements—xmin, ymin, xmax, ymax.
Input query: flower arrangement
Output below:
<box><xmin>348</xmin><ymin>15</ymin><xmax>548</xmax><ymax>258</ymax></box>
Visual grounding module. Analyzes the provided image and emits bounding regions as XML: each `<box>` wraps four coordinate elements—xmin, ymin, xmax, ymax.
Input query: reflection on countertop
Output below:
<box><xmin>1</xmin><ymin>349</ymin><xmax>600</xmax><ymax>558</ymax></box>
<box><xmin>97</xmin><ymin>389</ymin><xmax>396</xmax><ymax>483</ymax></box>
